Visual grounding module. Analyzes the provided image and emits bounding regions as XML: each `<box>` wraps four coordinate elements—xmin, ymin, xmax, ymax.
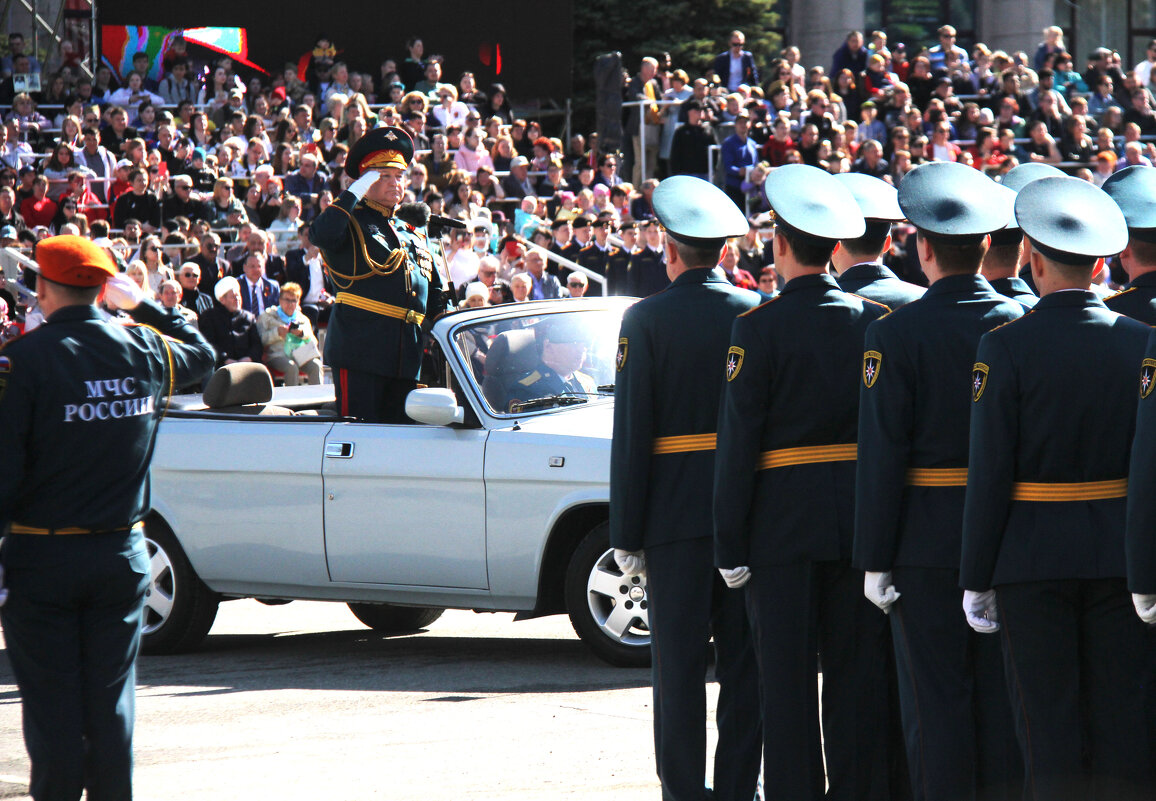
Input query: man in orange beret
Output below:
<box><xmin>309</xmin><ymin>125</ymin><xmax>451</xmax><ymax>422</ymax></box>
<box><xmin>0</xmin><ymin>235</ymin><xmax>214</xmax><ymax>800</ymax></box>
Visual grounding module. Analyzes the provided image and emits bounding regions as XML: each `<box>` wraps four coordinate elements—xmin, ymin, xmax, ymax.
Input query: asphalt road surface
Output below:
<box><xmin>0</xmin><ymin>600</ymin><xmax>737</xmax><ymax>800</ymax></box>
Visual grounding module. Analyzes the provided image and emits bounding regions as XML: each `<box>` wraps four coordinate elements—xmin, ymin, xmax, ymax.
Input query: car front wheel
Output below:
<box><xmin>140</xmin><ymin>520</ymin><xmax>220</xmax><ymax>655</ymax></box>
<box><xmin>564</xmin><ymin>522</ymin><xmax>651</xmax><ymax>668</ymax></box>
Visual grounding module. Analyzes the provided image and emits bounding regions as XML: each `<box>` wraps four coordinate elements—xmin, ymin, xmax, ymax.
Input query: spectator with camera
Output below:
<box><xmin>256</xmin><ymin>281</ymin><xmax>321</xmax><ymax>385</ymax></box>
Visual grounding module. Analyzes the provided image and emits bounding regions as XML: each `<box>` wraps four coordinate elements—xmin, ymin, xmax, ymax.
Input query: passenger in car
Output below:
<box><xmin>506</xmin><ymin>319</ymin><xmax>596</xmax><ymax>410</ymax></box>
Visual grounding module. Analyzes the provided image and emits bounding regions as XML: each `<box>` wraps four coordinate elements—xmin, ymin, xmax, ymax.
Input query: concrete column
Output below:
<box><xmin>977</xmin><ymin>0</ymin><xmax>1054</xmax><ymax>57</ymax></box>
<box><xmin>792</xmin><ymin>0</ymin><xmax>866</xmax><ymax>76</ymax></box>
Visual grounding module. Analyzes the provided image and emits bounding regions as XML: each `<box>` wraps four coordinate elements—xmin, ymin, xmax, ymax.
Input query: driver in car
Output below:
<box><xmin>507</xmin><ymin>319</ymin><xmax>595</xmax><ymax>410</ymax></box>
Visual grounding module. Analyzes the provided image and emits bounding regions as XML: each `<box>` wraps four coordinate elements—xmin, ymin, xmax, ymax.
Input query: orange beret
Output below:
<box><xmin>34</xmin><ymin>235</ymin><xmax>117</xmax><ymax>287</ymax></box>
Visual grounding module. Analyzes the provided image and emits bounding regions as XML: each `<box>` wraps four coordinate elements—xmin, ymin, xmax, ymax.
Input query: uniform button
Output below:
<box><xmin>411</xmin><ymin>291</ymin><xmax>417</xmax><ymax>297</ymax></box>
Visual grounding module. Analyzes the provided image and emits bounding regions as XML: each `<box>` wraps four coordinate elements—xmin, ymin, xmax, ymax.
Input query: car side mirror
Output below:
<box><xmin>405</xmin><ymin>388</ymin><xmax>465</xmax><ymax>426</ymax></box>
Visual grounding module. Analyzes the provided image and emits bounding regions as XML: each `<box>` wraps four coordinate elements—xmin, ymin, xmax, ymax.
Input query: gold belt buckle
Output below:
<box><xmin>405</xmin><ymin>309</ymin><xmax>419</xmax><ymax>324</ymax></box>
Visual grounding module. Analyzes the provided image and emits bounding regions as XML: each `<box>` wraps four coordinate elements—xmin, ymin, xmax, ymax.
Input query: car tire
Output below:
<box><xmin>564</xmin><ymin>522</ymin><xmax>651</xmax><ymax>668</ymax></box>
<box><xmin>347</xmin><ymin>603</ymin><xmax>444</xmax><ymax>632</ymax></box>
<box><xmin>140</xmin><ymin>520</ymin><xmax>220</xmax><ymax>655</ymax></box>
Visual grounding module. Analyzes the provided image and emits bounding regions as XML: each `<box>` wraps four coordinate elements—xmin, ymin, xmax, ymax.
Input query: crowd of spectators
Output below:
<box><xmin>1</xmin><ymin>24</ymin><xmax>1153</xmax><ymax>362</ymax></box>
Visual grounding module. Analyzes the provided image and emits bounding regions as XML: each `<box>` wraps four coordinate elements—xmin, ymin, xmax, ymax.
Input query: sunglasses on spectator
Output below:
<box><xmin>567</xmin><ymin>281</ymin><xmax>583</xmax><ymax>287</ymax></box>
<box><xmin>180</xmin><ymin>271</ymin><xmax>198</xmax><ymax>278</ymax></box>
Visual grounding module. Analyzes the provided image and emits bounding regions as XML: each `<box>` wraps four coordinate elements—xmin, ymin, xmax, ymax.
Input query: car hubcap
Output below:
<box><xmin>142</xmin><ymin>536</ymin><xmax>176</xmax><ymax>635</ymax></box>
<box><xmin>586</xmin><ymin>548</ymin><xmax>650</xmax><ymax>648</ymax></box>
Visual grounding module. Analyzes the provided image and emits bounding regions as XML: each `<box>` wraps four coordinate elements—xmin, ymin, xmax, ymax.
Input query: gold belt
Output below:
<box><xmin>652</xmin><ymin>434</ymin><xmax>716</xmax><ymax>454</ymax></box>
<box><xmin>335</xmin><ymin>292</ymin><xmax>424</xmax><ymax>325</ymax></box>
<box><xmin>9</xmin><ymin>522</ymin><xmax>145</xmax><ymax>536</ymax></box>
<box><xmin>758</xmin><ymin>443</ymin><xmax>857</xmax><ymax>470</ymax></box>
<box><xmin>1011</xmin><ymin>479</ymin><xmax>1127</xmax><ymax>502</ymax></box>
<box><xmin>906</xmin><ymin>467</ymin><xmax>969</xmax><ymax>487</ymax></box>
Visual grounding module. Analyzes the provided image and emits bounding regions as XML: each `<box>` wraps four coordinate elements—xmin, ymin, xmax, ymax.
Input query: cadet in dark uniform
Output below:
<box><xmin>713</xmin><ymin>164</ymin><xmax>892</xmax><ymax>801</ymax></box>
<box><xmin>854</xmin><ymin>162</ymin><xmax>1023</xmax><ymax>801</ymax></box>
<box><xmin>985</xmin><ymin>164</ymin><xmax>1062</xmax><ymax>308</ymax></box>
<box><xmin>1000</xmin><ymin>164</ymin><xmax>1064</xmax><ymax>298</ymax></box>
<box><xmin>0</xmin><ymin>235</ymin><xmax>214</xmax><ymax>801</ymax></box>
<box><xmin>506</xmin><ymin>319</ymin><xmax>596</xmax><ymax>411</ymax></box>
<box><xmin>1104</xmin><ymin>165</ymin><xmax>1156</xmax><ymax>325</ymax></box>
<box><xmin>627</xmin><ymin>219</ymin><xmax>670</xmax><ymax>298</ymax></box>
<box><xmin>309</xmin><ymin>126</ymin><xmax>450</xmax><ymax>423</ymax></box>
<box><xmin>610</xmin><ymin>176</ymin><xmax>762</xmax><ymax>801</ymax></box>
<box><xmin>832</xmin><ymin>172</ymin><xmax>925</xmax><ymax>309</ymax></box>
<box><xmin>960</xmin><ymin>177</ymin><xmax>1154</xmax><ymax>801</ymax></box>
<box><xmin>575</xmin><ymin>212</ymin><xmax>627</xmax><ymax>297</ymax></box>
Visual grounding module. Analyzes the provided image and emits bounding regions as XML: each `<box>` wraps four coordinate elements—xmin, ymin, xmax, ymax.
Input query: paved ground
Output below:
<box><xmin>0</xmin><ymin>600</ymin><xmax>734</xmax><ymax>799</ymax></box>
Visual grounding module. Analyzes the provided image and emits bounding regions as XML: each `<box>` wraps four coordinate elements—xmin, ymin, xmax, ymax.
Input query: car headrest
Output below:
<box><xmin>485</xmin><ymin>328</ymin><xmax>538</xmax><ymax>377</ymax></box>
<box><xmin>203</xmin><ymin>363</ymin><xmax>275</xmax><ymax>408</ymax></box>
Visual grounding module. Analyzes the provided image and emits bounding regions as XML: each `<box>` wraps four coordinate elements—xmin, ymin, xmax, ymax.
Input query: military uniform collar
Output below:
<box><xmin>1126</xmin><ymin>270</ymin><xmax>1156</xmax><ymax>289</ymax></box>
<box><xmin>672</xmin><ymin>267</ymin><xmax>724</xmax><ymax>287</ymax></box>
<box><xmin>841</xmin><ymin>262</ymin><xmax>894</xmax><ymax>281</ymax></box>
<box><xmin>45</xmin><ymin>304</ymin><xmax>104</xmax><ymax>324</ymax></box>
<box><xmin>925</xmin><ymin>272</ymin><xmax>991</xmax><ymax>297</ymax></box>
<box><xmin>1032</xmin><ymin>289</ymin><xmax>1105</xmax><ymax>310</ymax></box>
<box><xmin>991</xmin><ymin>275</ymin><xmax>1033</xmax><ymax>294</ymax></box>
<box><xmin>360</xmin><ymin>198</ymin><xmax>395</xmax><ymax>217</ymax></box>
<box><xmin>781</xmin><ymin>272</ymin><xmax>839</xmax><ymax>294</ymax></box>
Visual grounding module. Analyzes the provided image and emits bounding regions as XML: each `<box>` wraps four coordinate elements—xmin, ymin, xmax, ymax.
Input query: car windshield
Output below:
<box><xmin>454</xmin><ymin>307</ymin><xmax>624</xmax><ymax>416</ymax></box>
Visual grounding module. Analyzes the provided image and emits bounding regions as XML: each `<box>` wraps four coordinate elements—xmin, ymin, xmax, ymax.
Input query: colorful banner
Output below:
<box><xmin>101</xmin><ymin>25</ymin><xmax>266</xmax><ymax>81</ymax></box>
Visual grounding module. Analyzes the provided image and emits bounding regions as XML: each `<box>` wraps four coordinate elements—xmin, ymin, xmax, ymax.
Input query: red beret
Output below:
<box><xmin>34</xmin><ymin>235</ymin><xmax>117</xmax><ymax>287</ymax></box>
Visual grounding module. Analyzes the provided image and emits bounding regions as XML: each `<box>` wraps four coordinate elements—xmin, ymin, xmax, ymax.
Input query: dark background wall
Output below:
<box><xmin>98</xmin><ymin>0</ymin><xmax>574</xmax><ymax>101</ymax></box>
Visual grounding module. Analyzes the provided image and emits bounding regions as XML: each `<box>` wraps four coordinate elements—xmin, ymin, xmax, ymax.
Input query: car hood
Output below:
<box><xmin>495</xmin><ymin>399</ymin><xmax>614</xmax><ymax>439</ymax></box>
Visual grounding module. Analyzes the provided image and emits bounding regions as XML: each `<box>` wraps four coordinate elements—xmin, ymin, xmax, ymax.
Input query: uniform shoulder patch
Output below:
<box><xmin>972</xmin><ymin>362</ymin><xmax>989</xmax><ymax>402</ymax></box>
<box><xmin>615</xmin><ymin>337</ymin><xmax>628</xmax><ymax>371</ymax></box>
<box><xmin>0</xmin><ymin>354</ymin><xmax>11</xmax><ymax>373</ymax></box>
<box><xmin>863</xmin><ymin>350</ymin><xmax>882</xmax><ymax>388</ymax></box>
<box><xmin>1141</xmin><ymin>358</ymin><xmax>1156</xmax><ymax>400</ymax></box>
<box><xmin>518</xmin><ymin>370</ymin><xmax>542</xmax><ymax>386</ymax></box>
<box><xmin>726</xmin><ymin>346</ymin><xmax>745</xmax><ymax>382</ymax></box>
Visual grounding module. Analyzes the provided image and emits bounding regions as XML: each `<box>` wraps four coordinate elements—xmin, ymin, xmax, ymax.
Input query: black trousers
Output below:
<box><xmin>889</xmin><ymin>567</ymin><xmax>1021</xmax><ymax>801</ymax></box>
<box><xmin>997</xmin><ymin>578</ymin><xmax>1154</xmax><ymax>801</ymax></box>
<box><xmin>1</xmin><ymin>529</ymin><xmax>149</xmax><ymax>801</ymax></box>
<box><xmin>335</xmin><ymin>367</ymin><xmax>416</xmax><ymax>424</ymax></box>
<box><xmin>645</xmin><ymin>538</ymin><xmax>762</xmax><ymax>801</ymax></box>
<box><xmin>746</xmin><ymin>559</ymin><xmax>894</xmax><ymax>801</ymax></box>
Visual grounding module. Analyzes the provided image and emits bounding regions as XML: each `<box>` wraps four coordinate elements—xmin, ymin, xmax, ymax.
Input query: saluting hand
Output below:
<box><xmin>103</xmin><ymin>272</ymin><xmax>147</xmax><ymax>311</ymax></box>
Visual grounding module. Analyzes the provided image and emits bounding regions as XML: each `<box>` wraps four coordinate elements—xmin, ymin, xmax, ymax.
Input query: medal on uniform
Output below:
<box><xmin>972</xmin><ymin>362</ymin><xmax>989</xmax><ymax>402</ymax></box>
<box><xmin>616</xmin><ymin>337</ymin><xmax>628</xmax><ymax>371</ymax></box>
<box><xmin>726</xmin><ymin>346</ymin><xmax>744</xmax><ymax>382</ymax></box>
<box><xmin>1141</xmin><ymin>358</ymin><xmax>1156</xmax><ymax>399</ymax></box>
<box><xmin>863</xmin><ymin>350</ymin><xmax>882</xmax><ymax>388</ymax></box>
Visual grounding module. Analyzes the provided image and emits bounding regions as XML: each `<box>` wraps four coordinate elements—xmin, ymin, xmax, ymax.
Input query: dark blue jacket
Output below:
<box><xmin>960</xmin><ymin>291</ymin><xmax>1151</xmax><ymax>590</ymax></box>
<box><xmin>0</xmin><ymin>300</ymin><xmax>214</xmax><ymax>533</ymax></box>
<box><xmin>836</xmin><ymin>262</ymin><xmax>926</xmax><ymax>309</ymax></box>
<box><xmin>626</xmin><ymin>246</ymin><xmax>669</xmax><ymax>298</ymax></box>
<box><xmin>609</xmin><ymin>268</ymin><xmax>759</xmax><ymax>552</ymax></box>
<box><xmin>854</xmin><ymin>274</ymin><xmax>1023</xmax><ymax>572</ymax></box>
<box><xmin>1104</xmin><ymin>270</ymin><xmax>1156</xmax><ymax>325</ymax></box>
<box><xmin>1125</xmin><ymin>328</ymin><xmax>1156</xmax><ymax>593</ymax></box>
<box><xmin>714</xmin><ymin>273</ymin><xmax>889</xmax><ymax>568</ymax></box>
<box><xmin>710</xmin><ymin>50</ymin><xmax>759</xmax><ymax>89</ymax></box>
<box><xmin>988</xmin><ymin>275</ymin><xmax>1039</xmax><ymax>309</ymax></box>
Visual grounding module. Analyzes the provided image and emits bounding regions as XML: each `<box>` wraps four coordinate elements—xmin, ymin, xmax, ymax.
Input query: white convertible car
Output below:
<box><xmin>143</xmin><ymin>297</ymin><xmax>650</xmax><ymax>666</ymax></box>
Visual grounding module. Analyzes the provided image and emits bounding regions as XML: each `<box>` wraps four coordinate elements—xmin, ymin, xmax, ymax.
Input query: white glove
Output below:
<box><xmin>1133</xmin><ymin>593</ymin><xmax>1156</xmax><ymax>625</ymax></box>
<box><xmin>718</xmin><ymin>566</ymin><xmax>751</xmax><ymax>589</ymax></box>
<box><xmin>102</xmin><ymin>272</ymin><xmax>147</xmax><ymax>311</ymax></box>
<box><xmin>0</xmin><ymin>565</ymin><xmax>8</xmax><ymax>607</ymax></box>
<box><xmin>613</xmin><ymin>548</ymin><xmax>646</xmax><ymax>577</ymax></box>
<box><xmin>963</xmin><ymin>589</ymin><xmax>1000</xmax><ymax>633</ymax></box>
<box><xmin>864</xmin><ymin>571</ymin><xmax>901</xmax><ymax>614</ymax></box>
<box><xmin>347</xmin><ymin>170</ymin><xmax>381</xmax><ymax>202</ymax></box>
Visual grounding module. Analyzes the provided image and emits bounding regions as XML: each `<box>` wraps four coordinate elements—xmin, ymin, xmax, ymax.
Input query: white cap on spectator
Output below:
<box><xmin>510</xmin><ymin>156</ymin><xmax>530</xmax><ymax>168</ymax></box>
<box><xmin>464</xmin><ymin>281</ymin><xmax>488</xmax><ymax>301</ymax></box>
<box><xmin>469</xmin><ymin>218</ymin><xmax>493</xmax><ymax>235</ymax></box>
<box><xmin>214</xmin><ymin>276</ymin><xmax>241</xmax><ymax>301</ymax></box>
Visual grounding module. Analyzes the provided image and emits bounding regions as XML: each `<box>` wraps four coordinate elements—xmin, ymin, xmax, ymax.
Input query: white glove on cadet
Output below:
<box><xmin>864</xmin><ymin>571</ymin><xmax>901</xmax><ymax>614</ymax></box>
<box><xmin>613</xmin><ymin>549</ymin><xmax>646</xmax><ymax>577</ymax></box>
<box><xmin>0</xmin><ymin>565</ymin><xmax>7</xmax><ymax>607</ymax></box>
<box><xmin>963</xmin><ymin>589</ymin><xmax>1000</xmax><ymax>633</ymax></box>
<box><xmin>1133</xmin><ymin>593</ymin><xmax>1156</xmax><ymax>625</ymax></box>
<box><xmin>718</xmin><ymin>566</ymin><xmax>751</xmax><ymax>589</ymax></box>
<box><xmin>102</xmin><ymin>272</ymin><xmax>147</xmax><ymax>311</ymax></box>
<box><xmin>347</xmin><ymin>170</ymin><xmax>382</xmax><ymax>202</ymax></box>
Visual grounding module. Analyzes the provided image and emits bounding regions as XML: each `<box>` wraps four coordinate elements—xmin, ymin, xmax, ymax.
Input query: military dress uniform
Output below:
<box><xmin>836</xmin><ymin>261</ymin><xmax>925</xmax><ymax>309</ymax></box>
<box><xmin>0</xmin><ymin>236</ymin><xmax>215</xmax><ymax>801</ymax></box>
<box><xmin>714</xmin><ymin>165</ymin><xmax>891</xmax><ymax>801</ymax></box>
<box><xmin>854</xmin><ymin>159</ymin><xmax>1026</xmax><ymax>801</ymax></box>
<box><xmin>986</xmin><ymin>275</ymin><xmax>1038</xmax><ymax>308</ymax></box>
<box><xmin>609</xmin><ymin>177</ymin><xmax>762</xmax><ymax>801</ymax></box>
<box><xmin>308</xmin><ymin>127</ymin><xmax>449</xmax><ymax>423</ymax></box>
<box><xmin>960</xmin><ymin>177</ymin><xmax>1154</xmax><ymax>801</ymax></box>
<box><xmin>626</xmin><ymin>243</ymin><xmax>670</xmax><ymax>298</ymax></box>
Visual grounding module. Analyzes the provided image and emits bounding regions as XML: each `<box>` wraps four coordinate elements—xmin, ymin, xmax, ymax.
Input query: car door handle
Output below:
<box><xmin>325</xmin><ymin>442</ymin><xmax>355</xmax><ymax>458</ymax></box>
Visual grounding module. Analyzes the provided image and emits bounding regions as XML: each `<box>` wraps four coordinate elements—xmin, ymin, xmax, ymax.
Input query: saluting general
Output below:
<box><xmin>960</xmin><ymin>176</ymin><xmax>1154</xmax><ymax>800</ymax></box>
<box><xmin>0</xmin><ymin>235</ymin><xmax>215</xmax><ymax>801</ymax></box>
<box><xmin>309</xmin><ymin>125</ymin><xmax>450</xmax><ymax>423</ymax></box>
<box><xmin>713</xmin><ymin>164</ymin><xmax>892</xmax><ymax>801</ymax></box>
<box><xmin>609</xmin><ymin>176</ymin><xmax>762</xmax><ymax>801</ymax></box>
<box><xmin>853</xmin><ymin>162</ymin><xmax>1022</xmax><ymax>801</ymax></box>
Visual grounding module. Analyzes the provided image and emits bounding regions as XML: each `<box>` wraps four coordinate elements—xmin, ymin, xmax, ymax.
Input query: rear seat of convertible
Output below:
<box><xmin>202</xmin><ymin>363</ymin><xmax>295</xmax><ymax>416</ymax></box>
